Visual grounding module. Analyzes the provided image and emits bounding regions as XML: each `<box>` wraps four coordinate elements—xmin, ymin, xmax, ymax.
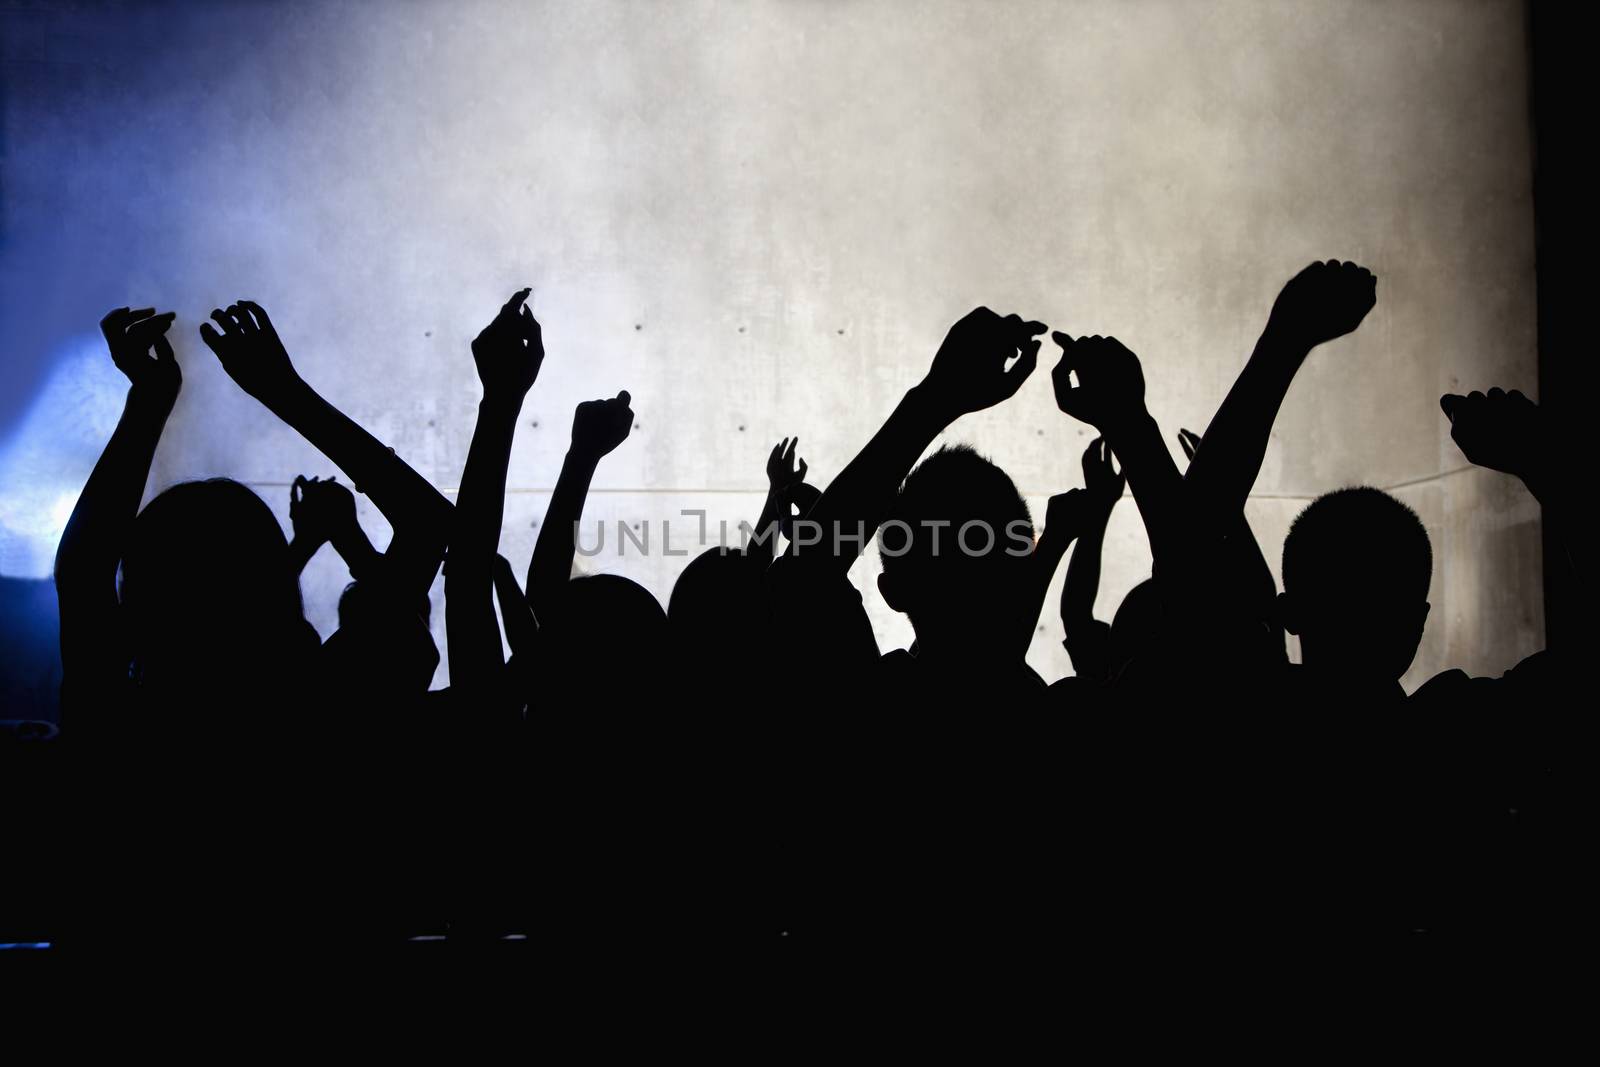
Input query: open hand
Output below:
<box><xmin>199</xmin><ymin>300</ymin><xmax>302</xmax><ymax>405</ymax></box>
<box><xmin>101</xmin><ymin>306</ymin><xmax>180</xmax><ymax>411</ymax></box>
<box><xmin>766</xmin><ymin>436</ymin><xmax>808</xmax><ymax>492</ymax></box>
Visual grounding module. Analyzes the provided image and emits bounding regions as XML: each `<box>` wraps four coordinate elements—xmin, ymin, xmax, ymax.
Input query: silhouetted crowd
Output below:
<box><xmin>19</xmin><ymin>262</ymin><xmax>1581</xmax><ymax>957</ymax></box>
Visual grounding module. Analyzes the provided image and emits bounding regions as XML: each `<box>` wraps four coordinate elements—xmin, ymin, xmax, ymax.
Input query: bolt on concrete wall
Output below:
<box><xmin>0</xmin><ymin>0</ymin><xmax>1541</xmax><ymax>692</ymax></box>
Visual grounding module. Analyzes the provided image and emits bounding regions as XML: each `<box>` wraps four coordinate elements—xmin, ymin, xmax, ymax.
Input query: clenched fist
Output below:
<box><xmin>1265</xmin><ymin>260</ymin><xmax>1377</xmax><ymax>351</ymax></box>
<box><xmin>1440</xmin><ymin>387</ymin><xmax>1544</xmax><ymax>481</ymax></box>
<box><xmin>571</xmin><ymin>391</ymin><xmax>634</xmax><ymax>461</ymax></box>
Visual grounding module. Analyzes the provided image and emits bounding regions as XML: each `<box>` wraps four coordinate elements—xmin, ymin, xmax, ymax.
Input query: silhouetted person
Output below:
<box><xmin>876</xmin><ymin>444</ymin><xmax>1042</xmax><ymax>699</ymax></box>
<box><xmin>1280</xmin><ymin>486</ymin><xmax>1432</xmax><ymax>700</ymax></box>
<box><xmin>55</xmin><ymin>308</ymin><xmax>322</xmax><ymax>950</ymax></box>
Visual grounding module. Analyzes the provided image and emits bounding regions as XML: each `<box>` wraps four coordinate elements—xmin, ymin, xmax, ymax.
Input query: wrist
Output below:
<box><xmin>480</xmin><ymin>394</ymin><xmax>525</xmax><ymax>421</ymax></box>
<box><xmin>255</xmin><ymin>374</ymin><xmax>313</xmax><ymax>412</ymax></box>
<box><xmin>1256</xmin><ymin>320</ymin><xmax>1315</xmax><ymax>366</ymax></box>
<box><xmin>903</xmin><ymin>382</ymin><xmax>958</xmax><ymax>433</ymax></box>
<box><xmin>1101</xmin><ymin>408</ymin><xmax>1157</xmax><ymax>447</ymax></box>
<box><xmin>126</xmin><ymin>384</ymin><xmax>177</xmax><ymax>420</ymax></box>
<box><xmin>1086</xmin><ymin>498</ymin><xmax>1117</xmax><ymax>523</ymax></box>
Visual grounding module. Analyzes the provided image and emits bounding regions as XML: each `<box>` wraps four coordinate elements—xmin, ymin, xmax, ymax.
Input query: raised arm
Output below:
<box><xmin>445</xmin><ymin>288</ymin><xmax>543</xmax><ymax>693</ymax></box>
<box><xmin>1051</xmin><ymin>333</ymin><xmax>1185</xmax><ymax>575</ymax></box>
<box><xmin>1014</xmin><ymin>486</ymin><xmax>1089</xmax><ymax>658</ymax></box>
<box><xmin>1184</xmin><ymin>261</ymin><xmax>1376</xmax><ymax>525</ymax></box>
<box><xmin>788</xmin><ymin>307</ymin><xmax>1044</xmax><ymax>576</ymax></box>
<box><xmin>55</xmin><ymin>308</ymin><xmax>180</xmax><ymax>699</ymax></box>
<box><xmin>525</xmin><ymin>391</ymin><xmax>633</xmax><ymax>623</ymax></box>
<box><xmin>749</xmin><ymin>437</ymin><xmax>808</xmax><ymax>561</ymax></box>
<box><xmin>1059</xmin><ymin>436</ymin><xmax>1124</xmax><ymax>679</ymax></box>
<box><xmin>198</xmin><ymin>300</ymin><xmax>453</xmax><ymax>597</ymax></box>
<box><xmin>1440</xmin><ymin>387</ymin><xmax>1577</xmax><ymax>577</ymax></box>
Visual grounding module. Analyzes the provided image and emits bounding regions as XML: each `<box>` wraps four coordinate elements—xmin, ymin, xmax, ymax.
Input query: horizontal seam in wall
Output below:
<box><xmin>229</xmin><ymin>466</ymin><xmax>1484</xmax><ymax>498</ymax></box>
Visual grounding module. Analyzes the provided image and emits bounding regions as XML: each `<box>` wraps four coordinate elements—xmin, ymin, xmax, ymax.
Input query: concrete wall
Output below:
<box><xmin>0</xmin><ymin>0</ymin><xmax>1542</xmax><ymax>692</ymax></box>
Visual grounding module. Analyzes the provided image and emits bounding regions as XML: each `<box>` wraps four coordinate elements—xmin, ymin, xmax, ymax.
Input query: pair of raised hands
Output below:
<box><xmin>920</xmin><ymin>305</ymin><xmax>1154</xmax><ymax>439</ymax></box>
<box><xmin>101</xmin><ymin>300</ymin><xmax>304</xmax><ymax>410</ymax></box>
<box><xmin>927</xmin><ymin>260</ymin><xmax>1378</xmax><ymax>434</ymax></box>
<box><xmin>290</xmin><ymin>475</ymin><xmax>358</xmax><ymax>548</ymax></box>
<box><xmin>100</xmin><ymin>302</ymin><xmax>300</xmax><ymax>412</ymax></box>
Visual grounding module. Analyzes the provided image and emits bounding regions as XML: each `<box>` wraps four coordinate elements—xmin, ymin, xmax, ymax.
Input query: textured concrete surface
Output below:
<box><xmin>0</xmin><ymin>0</ymin><xmax>1542</xmax><ymax>691</ymax></box>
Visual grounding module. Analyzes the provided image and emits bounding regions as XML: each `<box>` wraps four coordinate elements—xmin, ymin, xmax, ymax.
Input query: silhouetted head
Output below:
<box><xmin>668</xmin><ymin>548</ymin><xmax>764</xmax><ymax>664</ymax></box>
<box><xmin>1280</xmin><ymin>486</ymin><xmax>1431</xmax><ymax>685</ymax></box>
<box><xmin>1109</xmin><ymin>577</ymin><xmax>1164</xmax><ymax>679</ymax></box>
<box><xmin>329</xmin><ymin>580</ymin><xmax>439</xmax><ymax>694</ymax></box>
<box><xmin>544</xmin><ymin>574</ymin><xmax>669</xmax><ymax>698</ymax></box>
<box><xmin>120</xmin><ymin>479</ymin><xmax>314</xmax><ymax>696</ymax></box>
<box><xmin>877</xmin><ymin>445</ymin><xmax>1034</xmax><ymax>657</ymax></box>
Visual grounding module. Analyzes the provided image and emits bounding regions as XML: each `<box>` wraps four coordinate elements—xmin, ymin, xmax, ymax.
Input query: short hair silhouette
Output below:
<box><xmin>879</xmin><ymin>444</ymin><xmax>1033</xmax><ymax>580</ymax></box>
<box><xmin>1280</xmin><ymin>486</ymin><xmax>1433</xmax><ymax>684</ymax></box>
<box><xmin>1282</xmin><ymin>486</ymin><xmax>1431</xmax><ymax>603</ymax></box>
<box><xmin>876</xmin><ymin>445</ymin><xmax>1033</xmax><ymax>649</ymax></box>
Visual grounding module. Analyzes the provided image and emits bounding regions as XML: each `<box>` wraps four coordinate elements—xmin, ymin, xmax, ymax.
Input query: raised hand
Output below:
<box><xmin>471</xmin><ymin>287</ymin><xmax>543</xmax><ymax>402</ymax></box>
<box><xmin>1264</xmin><ymin>260</ymin><xmax>1377</xmax><ymax>351</ymax></box>
<box><xmin>290</xmin><ymin>475</ymin><xmax>357</xmax><ymax>548</ymax></box>
<box><xmin>1082</xmin><ymin>435</ymin><xmax>1125</xmax><ymax>508</ymax></box>
<box><xmin>767</xmin><ymin>437</ymin><xmax>809</xmax><ymax>492</ymax></box>
<box><xmin>1177</xmin><ymin>428</ymin><xmax>1203</xmax><ymax>463</ymax></box>
<box><xmin>1051</xmin><ymin>333</ymin><xmax>1147</xmax><ymax>436</ymax></box>
<box><xmin>101</xmin><ymin>307</ymin><xmax>180</xmax><ymax>410</ymax></box>
<box><xmin>779</xmin><ymin>481</ymin><xmax>823</xmax><ymax>543</ymax></box>
<box><xmin>920</xmin><ymin>307</ymin><xmax>1046</xmax><ymax>420</ymax></box>
<box><xmin>570</xmin><ymin>391</ymin><xmax>634</xmax><ymax>461</ymax></box>
<box><xmin>198</xmin><ymin>300</ymin><xmax>302</xmax><ymax>404</ymax></box>
<box><xmin>1045</xmin><ymin>487</ymin><xmax>1093</xmax><ymax>537</ymax></box>
<box><xmin>1440</xmin><ymin>388</ymin><xmax>1546</xmax><ymax>481</ymax></box>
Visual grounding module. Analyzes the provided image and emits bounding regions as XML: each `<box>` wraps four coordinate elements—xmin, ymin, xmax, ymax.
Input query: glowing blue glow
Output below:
<box><xmin>0</xmin><ymin>334</ymin><xmax>130</xmax><ymax>578</ymax></box>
